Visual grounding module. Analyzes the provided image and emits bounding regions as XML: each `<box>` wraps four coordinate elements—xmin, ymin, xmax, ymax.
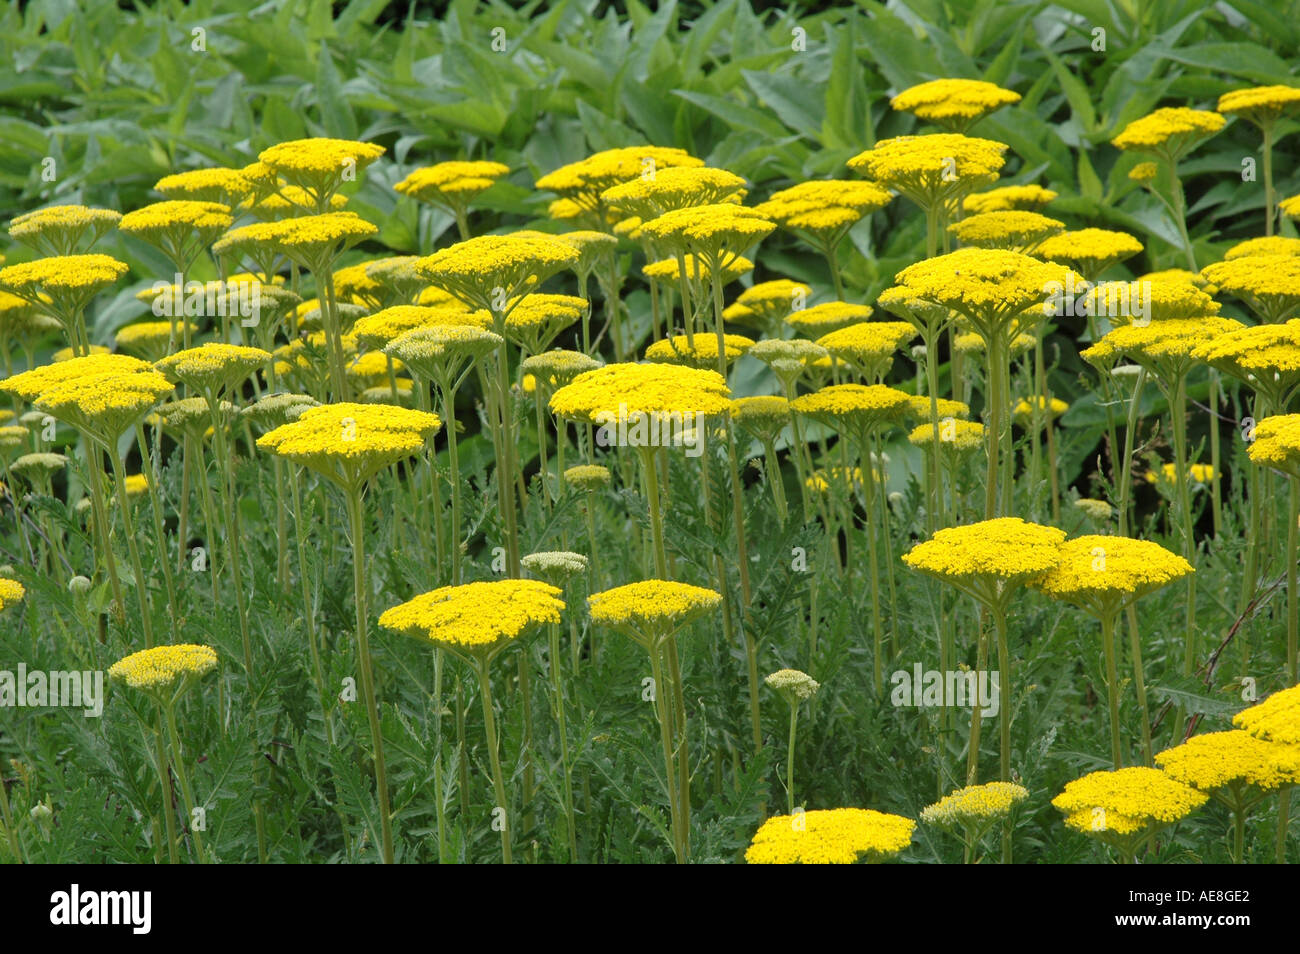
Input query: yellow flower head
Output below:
<box><xmin>1011</xmin><ymin>395</ymin><xmax>1069</xmax><ymax>422</ymax></box>
<box><xmin>385</xmin><ymin>324</ymin><xmax>503</xmax><ymax>385</ymax></box>
<box><xmin>1200</xmin><ymin>255</ymin><xmax>1300</xmax><ymax>323</ymax></box>
<box><xmin>1193</xmin><ymin>322</ymin><xmax>1300</xmax><ymax>406</ymax></box>
<box><xmin>1233</xmin><ymin>683</ymin><xmax>1300</xmax><ymax>744</ymax></box>
<box><xmin>415</xmin><ymin>234</ymin><xmax>578</xmax><ymax>316</ymax></box>
<box><xmin>847</xmin><ymin>134</ymin><xmax>1006</xmax><ymax>206</ymax></box>
<box><xmin>379</xmin><ymin>579</ymin><xmax>563</xmax><ymax>659</ymax></box>
<box><xmin>902</xmin><ymin>517</ymin><xmax>1065</xmax><ymax>591</ymax></box>
<box><xmin>9</xmin><ymin>205</ymin><xmax>122</xmax><ymax>256</ymax></box>
<box><xmin>921</xmin><ymin>782</ymin><xmax>1029</xmax><ymax>827</ymax></box>
<box><xmin>258</xmin><ymin>137</ymin><xmax>385</xmax><ymax>207</ymax></box>
<box><xmin>947</xmin><ymin>210</ymin><xmax>1064</xmax><ymax>252</ymax></box>
<box><xmin>1142</xmin><ymin>461</ymin><xmax>1216</xmax><ymax>487</ymax></box>
<box><xmin>118</xmin><ymin>200</ymin><xmax>232</xmax><ymax>239</ymax></box>
<box><xmin>754</xmin><ymin>179</ymin><xmax>892</xmax><ymax>240</ymax></box>
<box><xmin>783</xmin><ymin>301</ymin><xmax>872</xmax><ymax>336</ymax></box>
<box><xmin>1128</xmin><ymin>162</ymin><xmax>1159</xmax><ymax>183</ymax></box>
<box><xmin>503</xmin><ymin>293</ymin><xmax>586</xmax><ymax>349</ymax></box>
<box><xmin>154</xmin><ymin>167</ymin><xmax>253</xmax><ymax>205</ymax></box>
<box><xmin>1156</xmin><ymin>730</ymin><xmax>1300</xmax><ymax>793</ymax></box>
<box><xmin>906</xmin><ymin>395</ymin><xmax>970</xmax><ymax>421</ymax></box>
<box><xmin>1111</xmin><ymin>108</ymin><xmax>1225</xmax><ymax>155</ymax></box>
<box><xmin>602</xmin><ymin>167</ymin><xmax>748</xmax><ymax>221</ymax></box>
<box><xmin>351</xmin><ymin>305</ymin><xmax>484</xmax><ymax>350</ymax></box>
<box><xmin>550</xmin><ymin>362</ymin><xmax>731</xmax><ymax>424</ymax></box>
<box><xmin>0</xmin><ymin>254</ymin><xmax>130</xmax><ymax>315</ymax></box>
<box><xmin>907</xmin><ymin>418</ymin><xmax>984</xmax><ymax>453</ymax></box>
<box><xmin>155</xmin><ymin>343</ymin><xmax>271</xmax><ymax>396</ymax></box>
<box><xmin>638</xmin><ymin>204</ymin><xmax>775</xmax><ymax>257</ymax></box>
<box><xmin>1030</xmin><ymin>534</ymin><xmax>1193</xmax><ymax>618</ymax></box>
<box><xmin>962</xmin><ymin>184</ymin><xmax>1058</xmax><ymax>214</ymax></box>
<box><xmin>885</xmin><ymin>248</ymin><xmax>1077</xmax><ymax>340</ymax></box>
<box><xmin>394</xmin><ymin>160</ymin><xmax>510</xmax><ymax>209</ymax></box>
<box><xmin>108</xmin><ymin>644</ymin><xmax>218</xmax><ymax>693</ymax></box>
<box><xmin>35</xmin><ymin>368</ymin><xmax>175</xmax><ymax>442</ymax></box>
<box><xmin>214</xmin><ymin>212</ymin><xmax>377</xmax><ymax>267</ymax></box>
<box><xmin>790</xmin><ymin>383</ymin><xmax>912</xmax><ymax>433</ymax></box>
<box><xmin>1037</xmin><ymin>229</ymin><xmax>1144</xmax><ymax>277</ymax></box>
<box><xmin>730</xmin><ymin>395</ymin><xmax>790</xmax><ymax>443</ymax></box>
<box><xmin>0</xmin><ymin>577</ymin><xmax>24</xmax><ymax>611</ymax></box>
<box><xmin>1216</xmin><ymin>85</ymin><xmax>1300</xmax><ymax>124</ymax></box>
<box><xmin>724</xmin><ymin>280</ymin><xmax>812</xmax><ymax>330</ymax></box>
<box><xmin>0</xmin><ymin>353</ymin><xmax>151</xmax><ymax>402</ymax></box>
<box><xmin>642</xmin><ymin>254</ymin><xmax>752</xmax><ymax>286</ymax></box>
<box><xmin>536</xmin><ymin>146</ymin><xmax>704</xmax><ymax>217</ymax></box>
<box><xmin>240</xmin><ymin>392</ymin><xmax>319</xmax><ymax>431</ymax></box>
<box><xmin>645</xmin><ymin>332</ymin><xmax>754</xmax><ymax>368</ymax></box>
<box><xmin>588</xmin><ymin>579</ymin><xmax>722</xmax><ymax>645</ymax></box>
<box><xmin>745</xmin><ymin>808</ymin><xmax>914</xmax><ymax>864</ymax></box>
<box><xmin>815</xmin><ymin>322</ymin><xmax>917</xmax><ymax>371</ymax></box>
<box><xmin>256</xmin><ymin>401</ymin><xmax>441</xmax><ymax>492</ymax></box>
<box><xmin>1225</xmin><ymin>236</ymin><xmax>1300</xmax><ymax>261</ymax></box>
<box><xmin>1246</xmin><ymin>413</ymin><xmax>1300</xmax><ymax>477</ymax></box>
<box><xmin>891</xmin><ymin>79</ymin><xmax>1020</xmax><ymax>130</ymax></box>
<box><xmin>1053</xmin><ymin>766</ymin><xmax>1208</xmax><ymax>836</ymax></box>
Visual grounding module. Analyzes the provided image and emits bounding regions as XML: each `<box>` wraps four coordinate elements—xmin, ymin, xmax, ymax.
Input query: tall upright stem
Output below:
<box><xmin>346</xmin><ymin>490</ymin><xmax>394</xmax><ymax>863</ymax></box>
<box><xmin>475</xmin><ymin>658</ymin><xmax>512</xmax><ymax>864</ymax></box>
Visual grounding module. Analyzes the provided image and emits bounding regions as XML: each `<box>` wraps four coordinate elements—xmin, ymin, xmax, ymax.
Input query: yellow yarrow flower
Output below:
<box><xmin>1111</xmin><ymin>108</ymin><xmax>1225</xmax><ymax>157</ymax></box>
<box><xmin>1156</xmin><ymin>730</ymin><xmax>1300</xmax><ymax>794</ymax></box>
<box><xmin>563</xmin><ymin>463</ymin><xmax>611</xmax><ymax>492</ymax></box>
<box><xmin>155</xmin><ymin>343</ymin><xmax>272</xmax><ymax>396</ymax></box>
<box><xmin>907</xmin><ymin>418</ymin><xmax>984</xmax><ymax>453</ymax></box>
<box><xmin>745</xmin><ymin>807</ymin><xmax>914</xmax><ymax>864</ymax></box>
<box><xmin>1233</xmin><ymin>683</ymin><xmax>1300</xmax><ymax>744</ymax></box>
<box><xmin>1200</xmin><ymin>255</ymin><xmax>1300</xmax><ymax>323</ymax></box>
<box><xmin>414</xmin><ymin>234</ymin><xmax>579</xmax><ymax>318</ymax></box>
<box><xmin>903</xmin><ymin>517</ymin><xmax>1065</xmax><ymax>596</ymax></box>
<box><xmin>256</xmin><ymin>401</ymin><xmax>441</xmax><ymax>493</ymax></box>
<box><xmin>1246</xmin><ymin>413</ymin><xmax>1300</xmax><ymax>477</ymax></box>
<box><xmin>1011</xmin><ymin>395</ymin><xmax>1069</xmax><ymax>422</ymax></box>
<box><xmin>921</xmin><ymin>782</ymin><xmax>1029</xmax><ymax>827</ymax></box>
<box><xmin>1217</xmin><ymin>85</ymin><xmax>1300</xmax><ymax>124</ymax></box>
<box><xmin>588</xmin><ymin>579</ymin><xmax>721</xmax><ymax>646</ymax></box>
<box><xmin>891</xmin><ymin>78</ymin><xmax>1020</xmax><ymax>131</ymax></box>
<box><xmin>1030</xmin><ymin>534</ymin><xmax>1193</xmax><ymax>618</ymax></box>
<box><xmin>962</xmin><ymin>184</ymin><xmax>1058</xmax><ymax>214</ymax></box>
<box><xmin>109</xmin><ymin>644</ymin><xmax>218</xmax><ymax>693</ymax></box>
<box><xmin>1037</xmin><ymin>228</ymin><xmax>1143</xmax><ymax>279</ymax></box>
<box><xmin>154</xmin><ymin>167</ymin><xmax>253</xmax><ymax>205</ymax></box>
<box><xmin>549</xmin><ymin>362</ymin><xmax>731</xmax><ymax>424</ymax></box>
<box><xmin>35</xmin><ymin>368</ymin><xmax>175</xmax><ymax>443</ymax></box>
<box><xmin>947</xmin><ymin>210</ymin><xmax>1064</xmax><ymax>253</ymax></box>
<box><xmin>1053</xmin><ymin>767</ymin><xmax>1207</xmax><ymax>837</ymax></box>
<box><xmin>379</xmin><ymin>578</ymin><xmax>564</xmax><ymax>659</ymax></box>
<box><xmin>847</xmin><ymin>134</ymin><xmax>1006</xmax><ymax>208</ymax></box>
<box><xmin>645</xmin><ymin>333</ymin><xmax>754</xmax><ymax>368</ymax></box>
<box><xmin>9</xmin><ymin>205</ymin><xmax>122</xmax><ymax>256</ymax></box>
<box><xmin>783</xmin><ymin>300</ymin><xmax>869</xmax><ymax>336</ymax></box>
<box><xmin>0</xmin><ymin>577</ymin><xmax>24</xmax><ymax>610</ymax></box>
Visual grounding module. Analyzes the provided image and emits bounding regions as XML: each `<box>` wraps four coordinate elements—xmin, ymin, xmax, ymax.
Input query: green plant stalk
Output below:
<box><xmin>984</xmin><ymin>335</ymin><xmax>1006</xmax><ymax>519</ymax></box>
<box><xmin>993</xmin><ymin>601</ymin><xmax>1014</xmax><ymax>864</ymax></box>
<box><xmin>1117</xmin><ymin>369</ymin><xmax>1148</xmax><ymax>537</ymax></box>
<box><xmin>534</xmin><ymin>384</ymin><xmax>551</xmax><ymax>512</ymax></box>
<box><xmin>176</xmin><ymin>434</ymin><xmax>192</xmax><ymax>575</ymax></box>
<box><xmin>475</xmin><ymin>657</ymin><xmax>512</xmax><ymax>864</ymax></box>
<box><xmin>151</xmin><ymin>713</ymin><xmax>180</xmax><ymax>865</ymax></box>
<box><xmin>858</xmin><ymin>430</ymin><xmax>886</xmax><ymax>695</ymax></box>
<box><xmin>785</xmin><ymin>703</ymin><xmax>799</xmax><ymax>815</ymax></box>
<box><xmin>289</xmin><ymin>468</ymin><xmax>333</xmax><ymax>747</ymax></box>
<box><xmin>648</xmin><ymin>642</ymin><xmax>684</xmax><ymax>862</ymax></box>
<box><xmin>432</xmin><ymin>649</ymin><xmax>449</xmax><ymax>865</ymax></box>
<box><xmin>1209</xmin><ymin>372</ymin><xmax>1224</xmax><ymax>537</ymax></box>
<box><xmin>441</xmin><ymin>381</ymin><xmax>465</xmax><ymax>585</ymax></box>
<box><xmin>319</xmin><ymin>267</ymin><xmax>350</xmax><ymax>402</ymax></box>
<box><xmin>1125</xmin><ymin>602</ymin><xmax>1154</xmax><ymax>766</ymax></box>
<box><xmin>761</xmin><ymin>437</ymin><xmax>788</xmax><ymax>523</ymax></box>
<box><xmin>135</xmin><ymin>426</ymin><xmax>180</xmax><ymax>643</ymax></box>
<box><xmin>1101</xmin><ymin>611</ymin><xmax>1123</xmax><ymax>770</ymax></box>
<box><xmin>874</xmin><ymin>430</ymin><xmax>900</xmax><ymax>657</ymax></box>
<box><xmin>106</xmin><ymin>441</ymin><xmax>155</xmax><ymax>649</ymax></box>
<box><xmin>345</xmin><ymin>489</ymin><xmax>394</xmax><ymax>864</ymax></box>
<box><xmin>1170</xmin><ymin>379</ymin><xmax>1198</xmax><ymax>682</ymax></box>
<box><xmin>967</xmin><ymin>608</ymin><xmax>990</xmax><ymax>787</ymax></box>
<box><xmin>0</xmin><ymin>758</ymin><xmax>25</xmax><ymax>863</ymax></box>
<box><xmin>84</xmin><ymin>441</ymin><xmax>126</xmax><ymax>626</ymax></box>
<box><xmin>548</xmin><ymin>621</ymin><xmax>578</xmax><ymax>862</ymax></box>
<box><xmin>1263</xmin><ymin>122</ymin><xmax>1276</xmax><ymax>237</ymax></box>
<box><xmin>208</xmin><ymin>408</ymin><xmax>254</xmax><ymax>678</ymax></box>
<box><xmin>492</xmin><ymin>340</ymin><xmax>521</xmax><ymax>576</ymax></box>
<box><xmin>822</xmin><ymin>237</ymin><xmax>845</xmax><ymax>302</ymax></box>
<box><xmin>163</xmin><ymin>699</ymin><xmax>206</xmax><ymax>864</ymax></box>
<box><xmin>194</xmin><ymin>442</ymin><xmax>222</xmax><ymax>603</ymax></box>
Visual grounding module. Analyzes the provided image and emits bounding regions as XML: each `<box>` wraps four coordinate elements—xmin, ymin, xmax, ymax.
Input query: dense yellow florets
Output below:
<box><xmin>1031</xmin><ymin>534</ymin><xmax>1193</xmax><ymax>615</ymax></box>
<box><xmin>1111</xmin><ymin>108</ymin><xmax>1225</xmax><ymax>153</ymax></box>
<box><xmin>903</xmin><ymin>517</ymin><xmax>1065</xmax><ymax>584</ymax></box>
<box><xmin>1053</xmin><ymin>766</ymin><xmax>1208</xmax><ymax>835</ymax></box>
<box><xmin>745</xmin><ymin>808</ymin><xmax>914</xmax><ymax>864</ymax></box>
<box><xmin>549</xmin><ymin>362</ymin><xmax>731</xmax><ymax>423</ymax></box>
<box><xmin>379</xmin><ymin>579</ymin><xmax>564</xmax><ymax>655</ymax></box>
<box><xmin>921</xmin><ymin>782</ymin><xmax>1029</xmax><ymax>827</ymax></box>
<box><xmin>1233</xmin><ymin>683</ymin><xmax>1300</xmax><ymax>744</ymax></box>
<box><xmin>890</xmin><ymin>79</ymin><xmax>1020</xmax><ymax>127</ymax></box>
<box><xmin>109</xmin><ymin>644</ymin><xmax>218</xmax><ymax>692</ymax></box>
<box><xmin>1156</xmin><ymin>730</ymin><xmax>1300</xmax><ymax>793</ymax></box>
<box><xmin>587</xmin><ymin>580</ymin><xmax>721</xmax><ymax>638</ymax></box>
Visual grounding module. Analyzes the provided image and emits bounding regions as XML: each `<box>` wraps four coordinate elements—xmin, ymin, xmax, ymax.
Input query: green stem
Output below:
<box><xmin>786</xmin><ymin>704</ymin><xmax>799</xmax><ymax>815</ymax></box>
<box><xmin>346</xmin><ymin>490</ymin><xmax>394</xmax><ymax>863</ymax></box>
<box><xmin>163</xmin><ymin>700</ymin><xmax>206</xmax><ymax>863</ymax></box>
<box><xmin>475</xmin><ymin>658</ymin><xmax>512</xmax><ymax>864</ymax></box>
<box><xmin>1102</xmin><ymin>611</ymin><xmax>1123</xmax><ymax>770</ymax></box>
<box><xmin>106</xmin><ymin>442</ymin><xmax>155</xmax><ymax>649</ymax></box>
